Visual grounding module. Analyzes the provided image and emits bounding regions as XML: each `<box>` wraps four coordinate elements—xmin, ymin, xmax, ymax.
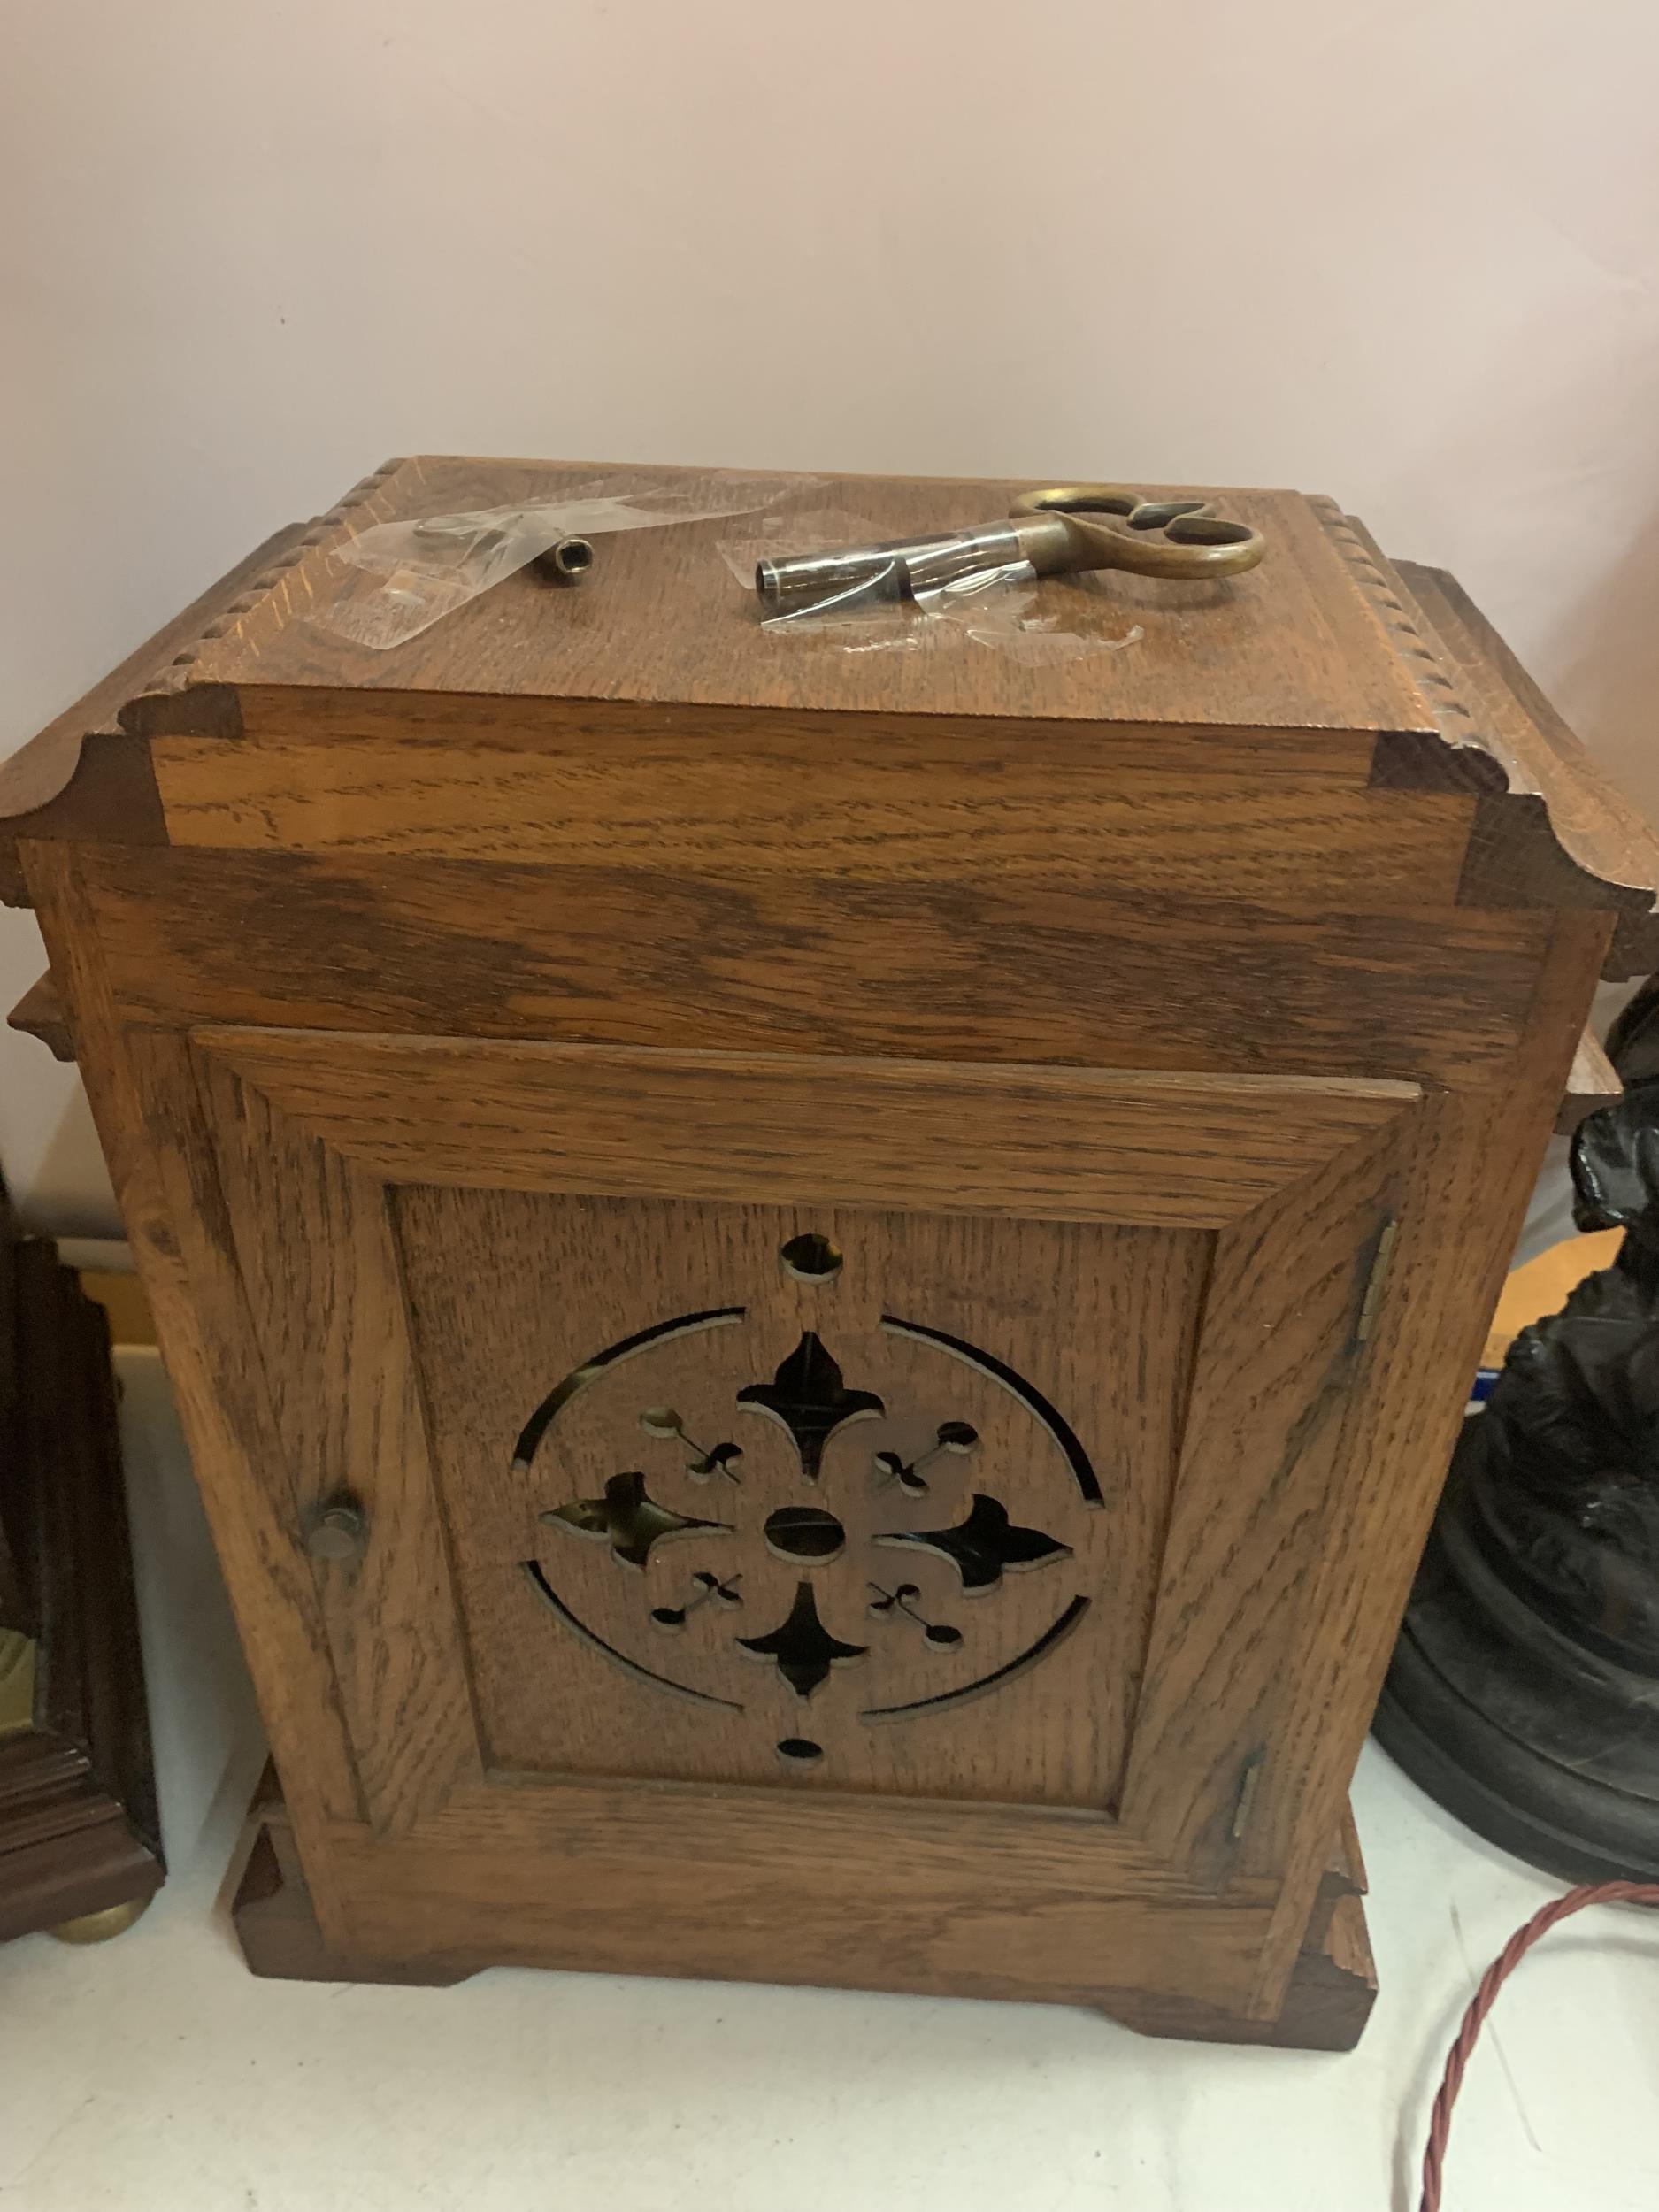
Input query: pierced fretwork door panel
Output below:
<box><xmin>392</xmin><ymin>1187</ymin><xmax>1193</xmax><ymax>1809</ymax></box>
<box><xmin>186</xmin><ymin>1025</ymin><xmax>1417</xmax><ymax>2003</ymax></box>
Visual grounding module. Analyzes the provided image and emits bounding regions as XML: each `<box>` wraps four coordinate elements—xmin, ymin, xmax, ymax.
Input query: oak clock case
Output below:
<box><xmin>4</xmin><ymin>457</ymin><xmax>1655</xmax><ymax>2050</ymax></box>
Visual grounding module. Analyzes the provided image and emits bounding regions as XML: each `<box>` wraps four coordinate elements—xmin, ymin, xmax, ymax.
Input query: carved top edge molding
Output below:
<box><xmin>0</xmin><ymin>469</ymin><xmax>410</xmax><ymax>904</ymax></box>
<box><xmin>117</xmin><ymin>460</ymin><xmax>411</xmax><ymax>740</ymax></box>
<box><xmin>2</xmin><ymin>475</ymin><xmax>1654</xmax><ymax>971</ymax></box>
<box><xmin>1313</xmin><ymin>500</ymin><xmax>1659</xmax><ymax>975</ymax></box>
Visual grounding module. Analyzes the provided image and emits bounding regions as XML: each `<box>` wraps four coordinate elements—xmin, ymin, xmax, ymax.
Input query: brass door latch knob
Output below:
<box><xmin>306</xmin><ymin>1500</ymin><xmax>368</xmax><ymax>1563</ymax></box>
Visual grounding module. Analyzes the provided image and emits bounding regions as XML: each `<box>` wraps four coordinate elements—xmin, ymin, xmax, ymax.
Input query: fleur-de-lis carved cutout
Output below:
<box><xmin>736</xmin><ymin>1332</ymin><xmax>885</xmax><ymax>1480</ymax></box>
<box><xmin>876</xmin><ymin>1493</ymin><xmax>1069</xmax><ymax>1593</ymax></box>
<box><xmin>519</xmin><ymin>1285</ymin><xmax>1102</xmax><ymax>1763</ymax></box>
<box><xmin>738</xmin><ymin>1580</ymin><xmax>868</xmax><ymax>1698</ymax></box>
<box><xmin>540</xmin><ymin>1472</ymin><xmax>728</xmax><ymax>1571</ymax></box>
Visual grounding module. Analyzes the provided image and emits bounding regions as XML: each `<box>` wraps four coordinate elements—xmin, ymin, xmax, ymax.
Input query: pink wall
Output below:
<box><xmin>4</xmin><ymin>0</ymin><xmax>1656</xmax><ymax>1229</ymax></box>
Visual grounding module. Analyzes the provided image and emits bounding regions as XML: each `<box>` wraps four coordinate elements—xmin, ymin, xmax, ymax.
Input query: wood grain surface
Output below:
<box><xmin>182</xmin><ymin>1030</ymin><xmax>1411</xmax><ymax>1824</ymax></box>
<box><xmin>75</xmin><ymin>845</ymin><xmax>1555</xmax><ymax>1086</ymax></box>
<box><xmin>1240</xmin><ymin>913</ymin><xmax>1607</xmax><ymax>2014</ymax></box>
<box><xmin>200</xmin><ymin>1053</ymin><xmax>482</xmax><ymax>1836</ymax></box>
<box><xmin>396</xmin><ymin>1185</ymin><xmax>1187</xmax><ymax>1809</ymax></box>
<box><xmin>6</xmin><ymin>972</ymin><xmax>73</xmax><ymax>1063</ymax></box>
<box><xmin>0</xmin><ymin>526</ymin><xmax>314</xmax><ymax>906</ymax></box>
<box><xmin>151</xmin><ymin>728</ymin><xmax>1476</xmax><ymax>903</ymax></box>
<box><xmin>225</xmin><ymin>1762</ymin><xmax>1375</xmax><ymax>2044</ymax></box>
<box><xmin>113</xmin><ymin>1005</ymin><xmax>1423</xmax><ymax>2023</ymax></box>
<box><xmin>1394</xmin><ymin>558</ymin><xmax>1659</xmax><ymax>974</ymax></box>
<box><xmin>196</xmin><ymin>1030</ymin><xmax>1418</xmax><ymax>1229</ymax></box>
<box><xmin>133</xmin><ymin>458</ymin><xmax>1441</xmax><ymax>737</ymax></box>
<box><xmin>1398</xmin><ymin>557</ymin><xmax>1659</xmax><ymax>907</ymax></box>
<box><xmin>0</xmin><ymin>527</ymin><xmax>306</xmax><ymax>818</ymax></box>
<box><xmin>1120</xmin><ymin>1104</ymin><xmax>1411</xmax><ymax>1879</ymax></box>
<box><xmin>314</xmin><ymin>1809</ymin><xmax>1276</xmax><ymax>2013</ymax></box>
<box><xmin>4</xmin><ymin>463</ymin><xmax>1655</xmax><ymax>996</ymax></box>
<box><xmin>24</xmin><ymin>847</ymin><xmax>366</xmax><ymax>1929</ymax></box>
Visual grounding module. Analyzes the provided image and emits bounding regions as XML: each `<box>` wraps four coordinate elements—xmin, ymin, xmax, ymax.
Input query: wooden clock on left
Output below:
<box><xmin>0</xmin><ymin>1185</ymin><xmax>163</xmax><ymax>1945</ymax></box>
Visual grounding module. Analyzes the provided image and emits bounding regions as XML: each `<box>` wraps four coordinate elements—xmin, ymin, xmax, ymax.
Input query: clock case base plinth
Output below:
<box><xmin>224</xmin><ymin>1765</ymin><xmax>1379</xmax><ymax>2049</ymax></box>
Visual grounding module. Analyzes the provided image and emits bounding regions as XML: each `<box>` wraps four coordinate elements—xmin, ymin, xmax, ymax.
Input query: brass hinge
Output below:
<box><xmin>1356</xmin><ymin>1218</ymin><xmax>1399</xmax><ymax>1345</ymax></box>
<box><xmin>1230</xmin><ymin>1751</ymin><xmax>1264</xmax><ymax>1843</ymax></box>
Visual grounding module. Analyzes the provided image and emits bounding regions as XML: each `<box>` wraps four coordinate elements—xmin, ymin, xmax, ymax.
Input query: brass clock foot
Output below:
<box><xmin>50</xmin><ymin>1897</ymin><xmax>152</xmax><ymax>1945</ymax></box>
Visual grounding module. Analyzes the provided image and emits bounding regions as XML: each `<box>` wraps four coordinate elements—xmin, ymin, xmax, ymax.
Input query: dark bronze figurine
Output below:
<box><xmin>1376</xmin><ymin>979</ymin><xmax>1659</xmax><ymax>1879</ymax></box>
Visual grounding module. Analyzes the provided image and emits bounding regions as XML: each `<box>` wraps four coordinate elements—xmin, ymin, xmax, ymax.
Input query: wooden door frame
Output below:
<box><xmin>26</xmin><ymin>836</ymin><xmax>1606</xmax><ymax>2029</ymax></box>
<box><xmin>184</xmin><ymin>1026</ymin><xmax>1420</xmax><ymax>2016</ymax></box>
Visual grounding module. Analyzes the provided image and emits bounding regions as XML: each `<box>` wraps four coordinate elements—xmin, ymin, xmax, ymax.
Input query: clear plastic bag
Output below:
<box><xmin>313</xmin><ymin>469</ymin><xmax>817</xmax><ymax>650</ymax></box>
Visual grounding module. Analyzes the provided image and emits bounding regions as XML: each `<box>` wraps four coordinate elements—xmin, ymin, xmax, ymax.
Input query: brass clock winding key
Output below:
<box><xmin>754</xmin><ymin>482</ymin><xmax>1267</xmax><ymax>616</ymax></box>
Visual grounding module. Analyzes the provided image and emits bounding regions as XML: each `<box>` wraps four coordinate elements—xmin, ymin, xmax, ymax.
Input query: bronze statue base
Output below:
<box><xmin>1375</xmin><ymin>1441</ymin><xmax>1659</xmax><ymax>1885</ymax></box>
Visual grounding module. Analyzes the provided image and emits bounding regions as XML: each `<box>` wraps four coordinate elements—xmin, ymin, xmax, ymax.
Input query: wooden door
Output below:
<box><xmin>155</xmin><ymin>1023</ymin><xmax>1420</xmax><ymax>2022</ymax></box>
